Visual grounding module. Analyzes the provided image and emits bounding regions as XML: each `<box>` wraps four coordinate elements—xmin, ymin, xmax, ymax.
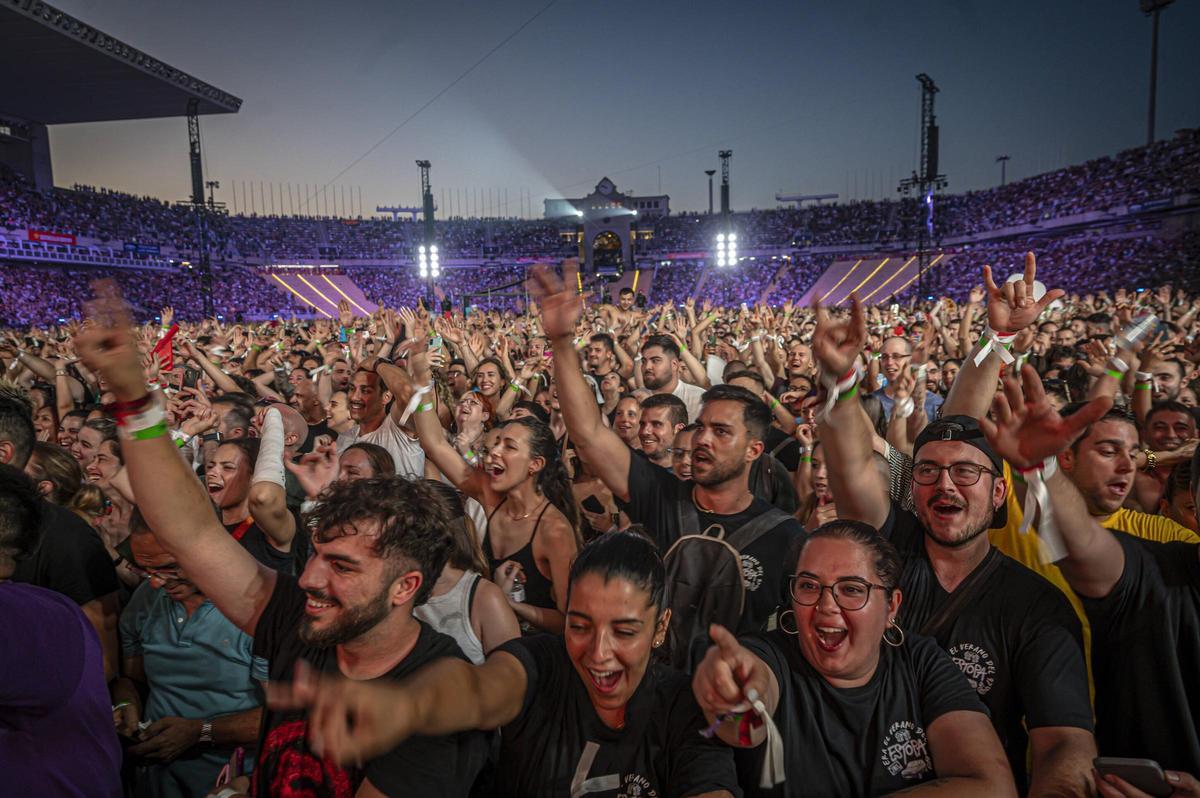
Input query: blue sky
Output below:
<box><xmin>46</xmin><ymin>0</ymin><xmax>1200</xmax><ymax>216</ymax></box>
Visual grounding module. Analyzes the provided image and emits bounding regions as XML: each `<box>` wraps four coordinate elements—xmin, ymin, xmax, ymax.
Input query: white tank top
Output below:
<box><xmin>415</xmin><ymin>571</ymin><xmax>485</xmax><ymax>665</ymax></box>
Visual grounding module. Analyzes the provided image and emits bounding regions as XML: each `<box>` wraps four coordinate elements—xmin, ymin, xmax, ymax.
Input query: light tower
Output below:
<box><xmin>718</xmin><ymin>150</ymin><xmax>732</xmax><ymax>215</ymax></box>
<box><xmin>713</xmin><ymin>151</ymin><xmax>737</xmax><ymax>267</ymax></box>
<box><xmin>897</xmin><ymin>74</ymin><xmax>948</xmax><ymax>298</ymax></box>
<box><xmin>705</xmin><ymin>169</ymin><xmax>716</xmax><ymax>215</ymax></box>
<box><xmin>415</xmin><ymin>160</ymin><xmax>439</xmax><ymax>288</ymax></box>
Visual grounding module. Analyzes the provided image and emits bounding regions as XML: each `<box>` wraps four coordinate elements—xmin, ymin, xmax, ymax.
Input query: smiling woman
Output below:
<box><xmin>692</xmin><ymin>520</ymin><xmax>1017</xmax><ymax>797</ymax></box>
<box><xmin>267</xmin><ymin>531</ymin><xmax>741</xmax><ymax>798</ymax></box>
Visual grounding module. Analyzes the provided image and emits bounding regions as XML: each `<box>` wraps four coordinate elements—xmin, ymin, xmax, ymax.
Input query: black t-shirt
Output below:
<box><xmin>300</xmin><ymin>419</ymin><xmax>333</xmax><ymax>454</ymax></box>
<box><xmin>763</xmin><ymin>427</ymin><xmax>801</xmax><ymax>473</ymax></box>
<box><xmin>880</xmin><ymin>504</ymin><xmax>1093</xmax><ymax>791</ymax></box>
<box><xmin>251</xmin><ymin>575</ymin><xmax>487</xmax><ymax>797</ymax></box>
<box><xmin>225</xmin><ymin>512</ymin><xmax>309</xmax><ymax>577</ymax></box>
<box><xmin>12</xmin><ymin>501</ymin><xmax>118</xmax><ymax>606</ymax></box>
<box><xmin>494</xmin><ymin>634</ymin><xmax>740</xmax><ymax>798</ymax></box>
<box><xmin>624</xmin><ymin>454</ymin><xmax>806</xmax><ymax>633</ymax></box>
<box><xmin>739</xmin><ymin>629</ymin><xmax>986</xmax><ymax>797</ymax></box>
<box><xmin>1080</xmin><ymin>532</ymin><xmax>1200</xmax><ymax>773</ymax></box>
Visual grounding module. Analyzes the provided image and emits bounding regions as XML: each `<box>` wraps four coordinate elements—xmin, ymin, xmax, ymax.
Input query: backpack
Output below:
<box><xmin>663</xmin><ymin>501</ymin><xmax>792</xmax><ymax>673</ymax></box>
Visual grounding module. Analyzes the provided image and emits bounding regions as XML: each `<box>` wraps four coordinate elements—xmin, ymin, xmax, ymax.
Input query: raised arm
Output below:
<box><xmin>943</xmin><ymin>254</ymin><xmax>1063</xmax><ymax>419</ymax></box>
<box><xmin>408</xmin><ymin>353</ymin><xmax>490</xmax><ymax>504</ymax></box>
<box><xmin>181</xmin><ymin>339</ymin><xmax>241</xmax><ymax>395</ymax></box>
<box><xmin>531</xmin><ymin>263</ymin><xmax>632</xmax><ymax>502</ymax></box>
<box><xmin>979</xmin><ymin>364</ymin><xmax>1125</xmax><ymax>598</ymax></box>
<box><xmin>812</xmin><ymin>295</ymin><xmax>890</xmax><ymax>529</ymax></box>
<box><xmin>74</xmin><ymin>282</ymin><xmax>275</xmax><ymax>636</ymax></box>
<box><xmin>246</xmin><ymin>407</ymin><xmax>298</xmax><ymax>549</ymax></box>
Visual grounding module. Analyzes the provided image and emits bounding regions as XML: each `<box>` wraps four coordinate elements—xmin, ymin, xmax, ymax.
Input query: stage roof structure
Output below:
<box><xmin>0</xmin><ymin>0</ymin><xmax>241</xmax><ymax>124</ymax></box>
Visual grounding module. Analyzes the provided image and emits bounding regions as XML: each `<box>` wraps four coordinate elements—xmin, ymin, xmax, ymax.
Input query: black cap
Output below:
<box><xmin>912</xmin><ymin>415</ymin><xmax>1008</xmax><ymax>530</ymax></box>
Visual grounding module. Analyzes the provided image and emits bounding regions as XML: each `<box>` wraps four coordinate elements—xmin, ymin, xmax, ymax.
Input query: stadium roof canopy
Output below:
<box><xmin>0</xmin><ymin>0</ymin><xmax>241</xmax><ymax>125</ymax></box>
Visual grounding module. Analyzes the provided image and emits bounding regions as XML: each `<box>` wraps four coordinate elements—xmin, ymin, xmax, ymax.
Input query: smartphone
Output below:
<box><xmin>183</xmin><ymin>368</ymin><xmax>200</xmax><ymax>390</ymax></box>
<box><xmin>1093</xmin><ymin>758</ymin><xmax>1171</xmax><ymax>797</ymax></box>
<box><xmin>429</xmin><ymin>335</ymin><xmax>443</xmax><ymax>351</ymax></box>
<box><xmin>582</xmin><ymin>495</ymin><xmax>605</xmax><ymax>514</ymax></box>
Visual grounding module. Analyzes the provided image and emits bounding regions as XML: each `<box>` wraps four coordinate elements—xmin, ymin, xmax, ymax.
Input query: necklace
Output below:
<box><xmin>505</xmin><ymin>497</ymin><xmax>547</xmax><ymax>522</ymax></box>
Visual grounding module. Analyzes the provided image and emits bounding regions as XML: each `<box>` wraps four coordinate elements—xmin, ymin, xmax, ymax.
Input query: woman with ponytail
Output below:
<box><xmin>411</xmin><ymin>353</ymin><xmax>581</xmax><ymax>634</ymax></box>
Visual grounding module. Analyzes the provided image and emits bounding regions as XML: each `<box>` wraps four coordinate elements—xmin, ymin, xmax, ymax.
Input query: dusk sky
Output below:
<box><xmin>46</xmin><ymin>0</ymin><xmax>1200</xmax><ymax>217</ymax></box>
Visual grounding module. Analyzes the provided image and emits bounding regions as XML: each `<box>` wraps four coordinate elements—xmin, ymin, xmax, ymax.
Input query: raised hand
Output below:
<box><xmin>74</xmin><ymin>280</ymin><xmax>145</xmax><ymax>402</ymax></box>
<box><xmin>160</xmin><ymin>306</ymin><xmax>174</xmax><ymax>328</ymax></box>
<box><xmin>982</xmin><ymin>252</ymin><xmax>1064</xmax><ymax>333</ymax></box>
<box><xmin>284</xmin><ymin>444</ymin><xmax>340</xmax><ymax>500</ymax></box>
<box><xmin>527</xmin><ymin>261</ymin><xmax>586</xmax><ymax>340</ymax></box>
<box><xmin>979</xmin><ymin>364</ymin><xmax>1112</xmax><ymax>469</ymax></box>
<box><xmin>811</xmin><ymin>294</ymin><xmax>867</xmax><ymax>377</ymax></box>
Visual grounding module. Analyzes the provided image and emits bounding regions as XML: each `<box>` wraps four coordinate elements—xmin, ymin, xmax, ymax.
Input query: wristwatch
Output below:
<box><xmin>199</xmin><ymin>720</ymin><xmax>213</xmax><ymax>744</ymax></box>
<box><xmin>1142</xmin><ymin>448</ymin><xmax>1157</xmax><ymax>472</ymax></box>
<box><xmin>201</xmin><ymin>432</ymin><xmax>222</xmax><ymax>444</ymax></box>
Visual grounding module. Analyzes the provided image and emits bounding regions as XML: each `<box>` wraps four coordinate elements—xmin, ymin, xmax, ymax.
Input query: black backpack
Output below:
<box><xmin>663</xmin><ymin>501</ymin><xmax>792</xmax><ymax>673</ymax></box>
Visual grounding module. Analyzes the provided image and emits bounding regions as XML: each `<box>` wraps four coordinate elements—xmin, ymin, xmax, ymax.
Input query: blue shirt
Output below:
<box><xmin>120</xmin><ymin>582</ymin><xmax>267</xmax><ymax>796</ymax></box>
<box><xmin>873</xmin><ymin>387</ymin><xmax>944</xmax><ymax>421</ymax></box>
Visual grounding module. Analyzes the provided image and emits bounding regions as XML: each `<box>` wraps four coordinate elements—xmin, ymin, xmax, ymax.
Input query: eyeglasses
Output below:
<box><xmin>789</xmin><ymin>575</ymin><xmax>890</xmax><ymax>611</ymax></box>
<box><xmin>912</xmin><ymin>461</ymin><xmax>998</xmax><ymax>487</ymax></box>
<box><xmin>129</xmin><ymin>562</ymin><xmax>184</xmax><ymax>582</ymax></box>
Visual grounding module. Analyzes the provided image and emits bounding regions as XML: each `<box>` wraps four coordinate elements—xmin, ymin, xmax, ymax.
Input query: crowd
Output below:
<box><xmin>2</xmin><ymin>129</ymin><xmax>1197</xmax><ymax>268</ymax></box>
<box><xmin>3</xmin><ymin>243</ymin><xmax>1200</xmax><ymax>797</ymax></box>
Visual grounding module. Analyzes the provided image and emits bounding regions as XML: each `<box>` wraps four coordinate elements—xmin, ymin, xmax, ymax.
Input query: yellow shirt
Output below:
<box><xmin>988</xmin><ymin>463</ymin><xmax>1200</xmax><ymax>698</ymax></box>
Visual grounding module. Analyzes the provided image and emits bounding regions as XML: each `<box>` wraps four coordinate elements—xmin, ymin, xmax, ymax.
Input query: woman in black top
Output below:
<box><xmin>267</xmin><ymin>532</ymin><xmax>740</xmax><ymax>798</ymax></box>
<box><xmin>693</xmin><ymin>520</ymin><xmax>1015</xmax><ymax>797</ymax></box>
<box><xmin>413</xmin><ymin>352</ymin><xmax>580</xmax><ymax>633</ymax></box>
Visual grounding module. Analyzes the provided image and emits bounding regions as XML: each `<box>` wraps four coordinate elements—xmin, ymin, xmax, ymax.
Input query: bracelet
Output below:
<box><xmin>1134</xmin><ymin>371</ymin><xmax>1152</xmax><ymax>383</ymax></box>
<box><xmin>1107</xmin><ymin>356</ymin><xmax>1130</xmax><ymax>375</ymax></box>
<box><xmin>55</xmin><ymin>369</ymin><xmax>67</xmax><ymax>377</ymax></box>
<box><xmin>1142</xmin><ymin>449</ymin><xmax>1157</xmax><ymax>472</ymax></box>
<box><xmin>800</xmin><ymin>455</ymin><xmax>813</xmax><ymax>463</ymax></box>
<box><xmin>973</xmin><ymin>327</ymin><xmax>1017</xmax><ymax>367</ymax></box>
<box><xmin>1105</xmin><ymin>369</ymin><xmax>1124</xmax><ymax>380</ymax></box>
<box><xmin>1135</xmin><ymin>383</ymin><xmax>1152</xmax><ymax>391</ymax></box>
<box><xmin>769</xmin><ymin>397</ymin><xmax>780</xmax><ymax>410</ymax></box>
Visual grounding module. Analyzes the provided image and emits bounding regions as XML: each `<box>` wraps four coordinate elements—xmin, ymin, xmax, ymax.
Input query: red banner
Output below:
<box><xmin>28</xmin><ymin>229</ymin><xmax>76</xmax><ymax>246</ymax></box>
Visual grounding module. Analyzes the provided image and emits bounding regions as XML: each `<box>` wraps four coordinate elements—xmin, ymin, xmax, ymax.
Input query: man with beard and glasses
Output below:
<box><xmin>534</xmin><ymin>265</ymin><xmax>804</xmax><ymax>644</ymax></box>
<box><xmin>815</xmin><ymin>260</ymin><xmax>1097</xmax><ymax>797</ymax></box>
<box><xmin>639</xmin><ymin>334</ymin><xmax>706</xmax><ymax>424</ymax></box>
<box><xmin>980</xmin><ymin>366</ymin><xmax>1200</xmax><ymax>789</ymax></box>
<box><xmin>74</xmin><ymin>283</ymin><xmax>487</xmax><ymax>798</ymax></box>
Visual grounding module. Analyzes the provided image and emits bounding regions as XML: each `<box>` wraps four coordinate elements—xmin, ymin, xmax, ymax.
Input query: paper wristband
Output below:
<box><xmin>973</xmin><ymin>328</ymin><xmax>1017</xmax><ymax>367</ymax></box>
<box><xmin>1016</xmin><ymin>456</ymin><xmax>1065</xmax><ymax>564</ymax></box>
<box><xmin>893</xmin><ymin>395</ymin><xmax>915</xmax><ymax>419</ymax></box>
<box><xmin>399</xmin><ymin>384</ymin><xmax>433</xmax><ymax>425</ymax></box>
<box><xmin>814</xmin><ymin>366</ymin><xmax>861</xmax><ymax>426</ymax></box>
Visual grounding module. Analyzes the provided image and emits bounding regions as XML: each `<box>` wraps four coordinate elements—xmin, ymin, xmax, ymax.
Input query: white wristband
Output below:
<box><xmin>252</xmin><ymin>408</ymin><xmax>287</xmax><ymax>488</ymax></box>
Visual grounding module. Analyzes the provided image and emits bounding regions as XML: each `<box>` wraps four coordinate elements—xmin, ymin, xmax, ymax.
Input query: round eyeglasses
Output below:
<box><xmin>912</xmin><ymin>461</ymin><xmax>998</xmax><ymax>487</ymax></box>
<box><xmin>788</xmin><ymin>575</ymin><xmax>890</xmax><ymax>611</ymax></box>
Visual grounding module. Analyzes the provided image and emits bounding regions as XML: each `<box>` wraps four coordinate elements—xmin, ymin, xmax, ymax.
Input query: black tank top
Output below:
<box><xmin>483</xmin><ymin>499</ymin><xmax>556</xmax><ymax>612</ymax></box>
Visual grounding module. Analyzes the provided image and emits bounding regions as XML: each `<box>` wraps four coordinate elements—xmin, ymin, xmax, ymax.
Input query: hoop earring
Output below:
<box><xmin>778</xmin><ymin>609</ymin><xmax>799</xmax><ymax>636</ymax></box>
<box><xmin>883</xmin><ymin>619</ymin><xmax>905</xmax><ymax>648</ymax></box>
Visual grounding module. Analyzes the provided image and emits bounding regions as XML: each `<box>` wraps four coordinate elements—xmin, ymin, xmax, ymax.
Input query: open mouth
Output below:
<box><xmin>586</xmin><ymin>668</ymin><xmax>623</xmax><ymax>694</ymax></box>
<box><xmin>814</xmin><ymin>625</ymin><xmax>848</xmax><ymax>652</ymax></box>
<box><xmin>929</xmin><ymin>498</ymin><xmax>964</xmax><ymax>521</ymax></box>
<box><xmin>305</xmin><ymin>594</ymin><xmax>337</xmax><ymax>616</ymax></box>
<box><xmin>207</xmin><ymin>483</ymin><xmax>224</xmax><ymax>496</ymax></box>
<box><xmin>1105</xmin><ymin>480</ymin><xmax>1130</xmax><ymax>498</ymax></box>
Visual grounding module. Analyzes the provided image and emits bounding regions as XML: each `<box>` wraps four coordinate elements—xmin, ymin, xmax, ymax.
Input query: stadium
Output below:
<box><xmin>2</xmin><ymin>3</ymin><xmax>1197</xmax><ymax>326</ymax></box>
<box><xmin>5</xmin><ymin>2</ymin><xmax>1200</xmax><ymax>798</ymax></box>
